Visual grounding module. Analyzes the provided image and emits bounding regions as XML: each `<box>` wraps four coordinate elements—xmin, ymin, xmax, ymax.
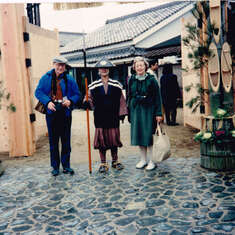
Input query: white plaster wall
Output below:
<box><xmin>181</xmin><ymin>15</ymin><xmax>201</xmax><ymax>129</ymax></box>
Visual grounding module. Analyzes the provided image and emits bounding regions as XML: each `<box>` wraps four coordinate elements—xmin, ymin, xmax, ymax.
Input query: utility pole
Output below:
<box><xmin>82</xmin><ymin>32</ymin><xmax>87</xmax><ymax>68</ymax></box>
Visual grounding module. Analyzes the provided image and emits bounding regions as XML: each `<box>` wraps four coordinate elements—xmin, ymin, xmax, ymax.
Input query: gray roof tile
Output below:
<box><xmin>145</xmin><ymin>45</ymin><xmax>181</xmax><ymax>58</ymax></box>
<box><xmin>68</xmin><ymin>47</ymin><xmax>145</xmax><ymax>66</ymax></box>
<box><xmin>61</xmin><ymin>1</ymin><xmax>192</xmax><ymax>54</ymax></box>
<box><xmin>59</xmin><ymin>32</ymin><xmax>85</xmax><ymax>47</ymax></box>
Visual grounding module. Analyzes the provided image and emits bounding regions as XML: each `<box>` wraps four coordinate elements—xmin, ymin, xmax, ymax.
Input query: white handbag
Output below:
<box><xmin>153</xmin><ymin>123</ymin><xmax>171</xmax><ymax>163</ymax></box>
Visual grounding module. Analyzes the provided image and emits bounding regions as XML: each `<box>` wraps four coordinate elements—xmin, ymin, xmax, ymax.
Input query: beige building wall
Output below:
<box><xmin>27</xmin><ymin>21</ymin><xmax>59</xmax><ymax>140</ymax></box>
<box><xmin>181</xmin><ymin>16</ymin><xmax>201</xmax><ymax>129</ymax></box>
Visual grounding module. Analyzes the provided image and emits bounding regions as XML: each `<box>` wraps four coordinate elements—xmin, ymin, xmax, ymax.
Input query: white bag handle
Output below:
<box><xmin>157</xmin><ymin>123</ymin><xmax>163</xmax><ymax>136</ymax></box>
<box><xmin>153</xmin><ymin>122</ymin><xmax>171</xmax><ymax>163</ymax></box>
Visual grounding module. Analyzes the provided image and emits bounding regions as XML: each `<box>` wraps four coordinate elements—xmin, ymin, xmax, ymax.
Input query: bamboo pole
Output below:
<box><xmin>85</xmin><ymin>78</ymin><xmax>92</xmax><ymax>174</ymax></box>
<box><xmin>202</xmin><ymin>4</ymin><xmax>210</xmax><ymax>116</ymax></box>
<box><xmin>232</xmin><ymin>63</ymin><xmax>235</xmax><ymax>112</ymax></box>
<box><xmin>224</xmin><ymin>1</ymin><xmax>228</xmax><ymax>35</ymax></box>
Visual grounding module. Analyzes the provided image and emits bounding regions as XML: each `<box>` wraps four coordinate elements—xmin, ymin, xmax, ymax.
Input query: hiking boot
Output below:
<box><xmin>98</xmin><ymin>163</ymin><xmax>109</xmax><ymax>173</ymax></box>
<box><xmin>51</xmin><ymin>169</ymin><xmax>59</xmax><ymax>176</ymax></box>
<box><xmin>112</xmin><ymin>161</ymin><xmax>124</xmax><ymax>170</ymax></box>
<box><xmin>63</xmin><ymin>167</ymin><xmax>74</xmax><ymax>175</ymax></box>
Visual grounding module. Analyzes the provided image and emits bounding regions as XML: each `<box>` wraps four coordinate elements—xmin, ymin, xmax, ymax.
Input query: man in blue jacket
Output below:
<box><xmin>35</xmin><ymin>56</ymin><xmax>80</xmax><ymax>176</ymax></box>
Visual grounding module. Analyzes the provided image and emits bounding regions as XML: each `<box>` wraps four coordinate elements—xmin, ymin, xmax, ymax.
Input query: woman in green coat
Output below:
<box><xmin>128</xmin><ymin>56</ymin><xmax>163</xmax><ymax>170</ymax></box>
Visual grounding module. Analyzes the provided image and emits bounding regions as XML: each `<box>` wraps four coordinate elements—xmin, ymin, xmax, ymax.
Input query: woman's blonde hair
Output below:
<box><xmin>133</xmin><ymin>56</ymin><xmax>149</xmax><ymax>71</ymax></box>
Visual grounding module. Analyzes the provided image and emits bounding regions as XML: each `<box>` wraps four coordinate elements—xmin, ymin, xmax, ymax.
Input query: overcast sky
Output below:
<box><xmin>39</xmin><ymin>1</ymin><xmax>175</xmax><ymax>33</ymax></box>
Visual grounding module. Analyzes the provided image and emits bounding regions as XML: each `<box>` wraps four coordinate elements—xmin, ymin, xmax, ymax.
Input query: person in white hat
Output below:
<box><xmin>83</xmin><ymin>58</ymin><xmax>128</xmax><ymax>173</ymax></box>
<box><xmin>35</xmin><ymin>56</ymin><xmax>81</xmax><ymax>176</ymax></box>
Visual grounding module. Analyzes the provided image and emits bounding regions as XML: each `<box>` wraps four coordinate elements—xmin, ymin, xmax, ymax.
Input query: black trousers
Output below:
<box><xmin>164</xmin><ymin>103</ymin><xmax>177</xmax><ymax>125</ymax></box>
<box><xmin>46</xmin><ymin>110</ymin><xmax>72</xmax><ymax>170</ymax></box>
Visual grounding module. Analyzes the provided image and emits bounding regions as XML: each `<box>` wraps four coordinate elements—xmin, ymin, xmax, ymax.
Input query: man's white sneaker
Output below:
<box><xmin>136</xmin><ymin>160</ymin><xmax>147</xmax><ymax>169</ymax></box>
<box><xmin>145</xmin><ymin>161</ymin><xmax>156</xmax><ymax>171</ymax></box>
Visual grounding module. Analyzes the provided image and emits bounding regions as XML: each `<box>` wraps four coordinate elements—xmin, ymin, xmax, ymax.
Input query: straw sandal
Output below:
<box><xmin>98</xmin><ymin>163</ymin><xmax>109</xmax><ymax>173</ymax></box>
<box><xmin>112</xmin><ymin>161</ymin><xmax>124</xmax><ymax>170</ymax></box>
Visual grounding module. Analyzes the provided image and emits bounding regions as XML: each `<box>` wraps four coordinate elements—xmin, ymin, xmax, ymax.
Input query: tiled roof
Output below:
<box><xmin>60</xmin><ymin>1</ymin><xmax>192</xmax><ymax>54</ymax></box>
<box><xmin>68</xmin><ymin>46</ymin><xmax>145</xmax><ymax>66</ymax></box>
<box><xmin>59</xmin><ymin>32</ymin><xmax>85</xmax><ymax>47</ymax></box>
<box><xmin>145</xmin><ymin>45</ymin><xmax>181</xmax><ymax>58</ymax></box>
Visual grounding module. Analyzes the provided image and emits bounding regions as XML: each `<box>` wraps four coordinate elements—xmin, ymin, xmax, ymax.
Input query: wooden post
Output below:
<box><xmin>85</xmin><ymin>78</ymin><xmax>92</xmax><ymax>174</ymax></box>
<box><xmin>233</xmin><ymin>64</ymin><xmax>235</xmax><ymax>112</ymax></box>
<box><xmin>22</xmin><ymin>16</ymin><xmax>36</xmax><ymax>153</ymax></box>
<box><xmin>0</xmin><ymin>4</ymin><xmax>35</xmax><ymax>157</ymax></box>
<box><xmin>202</xmin><ymin>5</ymin><xmax>210</xmax><ymax>116</ymax></box>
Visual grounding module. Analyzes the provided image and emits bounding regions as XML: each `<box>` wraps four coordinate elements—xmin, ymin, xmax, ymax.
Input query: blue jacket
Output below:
<box><xmin>35</xmin><ymin>69</ymin><xmax>81</xmax><ymax>116</ymax></box>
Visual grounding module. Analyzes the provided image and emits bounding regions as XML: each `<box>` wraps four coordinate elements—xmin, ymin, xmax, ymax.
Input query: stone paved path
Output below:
<box><xmin>0</xmin><ymin>156</ymin><xmax>235</xmax><ymax>234</ymax></box>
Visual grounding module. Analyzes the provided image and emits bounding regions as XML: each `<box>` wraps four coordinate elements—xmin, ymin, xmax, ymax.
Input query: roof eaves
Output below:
<box><xmin>144</xmin><ymin>45</ymin><xmax>181</xmax><ymax>58</ymax></box>
<box><xmin>60</xmin><ymin>38</ymin><xmax>134</xmax><ymax>55</ymax></box>
<box><xmin>64</xmin><ymin>46</ymin><xmax>146</xmax><ymax>65</ymax></box>
<box><xmin>133</xmin><ymin>2</ymin><xmax>194</xmax><ymax>46</ymax></box>
<box><xmin>59</xmin><ymin>31</ymin><xmax>85</xmax><ymax>35</ymax></box>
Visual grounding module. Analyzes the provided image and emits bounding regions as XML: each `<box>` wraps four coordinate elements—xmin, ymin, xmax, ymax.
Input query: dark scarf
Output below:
<box><xmin>51</xmin><ymin>69</ymin><xmax>68</xmax><ymax>97</ymax></box>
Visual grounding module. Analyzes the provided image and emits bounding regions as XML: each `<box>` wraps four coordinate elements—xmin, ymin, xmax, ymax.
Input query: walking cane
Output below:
<box><xmin>85</xmin><ymin>77</ymin><xmax>92</xmax><ymax>174</ymax></box>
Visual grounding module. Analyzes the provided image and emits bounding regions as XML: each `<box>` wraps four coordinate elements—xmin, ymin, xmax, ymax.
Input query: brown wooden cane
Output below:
<box><xmin>85</xmin><ymin>78</ymin><xmax>92</xmax><ymax>174</ymax></box>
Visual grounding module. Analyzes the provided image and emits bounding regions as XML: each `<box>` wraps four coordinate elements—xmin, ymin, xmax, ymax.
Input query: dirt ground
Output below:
<box><xmin>0</xmin><ymin>108</ymin><xmax>200</xmax><ymax>168</ymax></box>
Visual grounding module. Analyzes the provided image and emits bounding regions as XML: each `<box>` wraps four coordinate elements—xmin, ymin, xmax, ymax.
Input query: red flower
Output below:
<box><xmin>215</xmin><ymin>130</ymin><xmax>225</xmax><ymax>136</ymax></box>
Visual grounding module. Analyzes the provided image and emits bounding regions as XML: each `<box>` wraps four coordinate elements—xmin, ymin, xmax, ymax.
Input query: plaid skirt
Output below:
<box><xmin>94</xmin><ymin>128</ymin><xmax>123</xmax><ymax>150</ymax></box>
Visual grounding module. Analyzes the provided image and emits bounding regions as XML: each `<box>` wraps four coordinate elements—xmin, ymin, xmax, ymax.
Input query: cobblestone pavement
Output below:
<box><xmin>0</xmin><ymin>156</ymin><xmax>235</xmax><ymax>235</ymax></box>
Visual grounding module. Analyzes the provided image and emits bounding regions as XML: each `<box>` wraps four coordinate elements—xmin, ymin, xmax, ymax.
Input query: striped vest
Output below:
<box><xmin>89</xmin><ymin>79</ymin><xmax>122</xmax><ymax>128</ymax></box>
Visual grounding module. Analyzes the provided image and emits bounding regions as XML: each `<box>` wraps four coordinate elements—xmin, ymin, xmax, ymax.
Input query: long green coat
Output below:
<box><xmin>128</xmin><ymin>73</ymin><xmax>162</xmax><ymax>146</ymax></box>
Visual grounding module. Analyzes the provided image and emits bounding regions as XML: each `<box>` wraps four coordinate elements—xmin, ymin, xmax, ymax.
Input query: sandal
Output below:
<box><xmin>112</xmin><ymin>161</ymin><xmax>124</xmax><ymax>170</ymax></box>
<box><xmin>98</xmin><ymin>163</ymin><xmax>109</xmax><ymax>173</ymax></box>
